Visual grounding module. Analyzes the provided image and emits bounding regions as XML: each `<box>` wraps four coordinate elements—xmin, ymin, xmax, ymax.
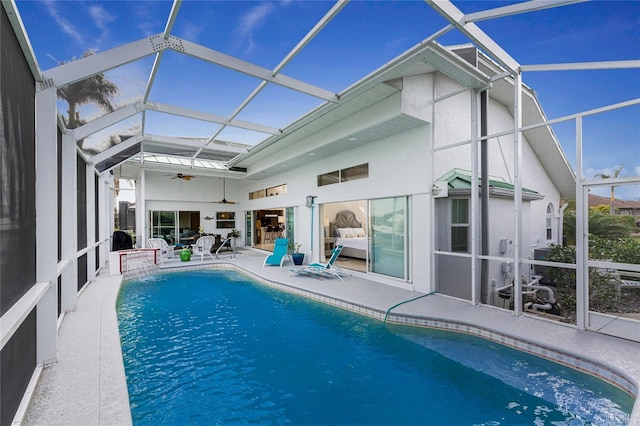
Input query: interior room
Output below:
<box><xmin>323</xmin><ymin>201</ymin><xmax>367</xmax><ymax>272</ymax></box>
<box><xmin>254</xmin><ymin>209</ymin><xmax>286</xmax><ymax>251</ymax></box>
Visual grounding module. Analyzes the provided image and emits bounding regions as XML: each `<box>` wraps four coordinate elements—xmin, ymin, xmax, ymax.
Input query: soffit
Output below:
<box><xmin>242</xmin><ymin>113</ymin><xmax>429</xmax><ymax>180</ymax></box>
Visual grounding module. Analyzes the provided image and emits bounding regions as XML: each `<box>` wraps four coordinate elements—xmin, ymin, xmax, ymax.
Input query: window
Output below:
<box><xmin>451</xmin><ymin>198</ymin><xmax>469</xmax><ymax>252</ymax></box>
<box><xmin>546</xmin><ymin>204</ymin><xmax>553</xmax><ymax>240</ymax></box>
<box><xmin>249</xmin><ymin>184</ymin><xmax>287</xmax><ymax>200</ymax></box>
<box><xmin>249</xmin><ymin>189</ymin><xmax>266</xmax><ymax>200</ymax></box>
<box><xmin>216</xmin><ymin>211</ymin><xmax>236</xmax><ymax>229</ymax></box>
<box><xmin>266</xmin><ymin>184</ymin><xmax>287</xmax><ymax>197</ymax></box>
<box><xmin>318</xmin><ymin>163</ymin><xmax>368</xmax><ymax>187</ymax></box>
<box><xmin>342</xmin><ymin>163</ymin><xmax>369</xmax><ymax>181</ymax></box>
<box><xmin>318</xmin><ymin>171</ymin><xmax>339</xmax><ymax>186</ymax></box>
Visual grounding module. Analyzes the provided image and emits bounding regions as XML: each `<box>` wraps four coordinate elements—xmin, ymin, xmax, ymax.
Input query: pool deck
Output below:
<box><xmin>22</xmin><ymin>248</ymin><xmax>640</xmax><ymax>425</ymax></box>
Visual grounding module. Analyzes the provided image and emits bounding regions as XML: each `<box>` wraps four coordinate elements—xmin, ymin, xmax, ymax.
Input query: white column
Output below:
<box><xmin>575</xmin><ymin>116</ymin><xmax>587</xmax><ymax>329</ymax></box>
<box><xmin>470</xmin><ymin>90</ymin><xmax>479</xmax><ymax>305</ymax></box>
<box><xmin>61</xmin><ymin>133</ymin><xmax>77</xmax><ymax>312</ymax></box>
<box><xmin>136</xmin><ymin>169</ymin><xmax>146</xmax><ymax>248</ymax></box>
<box><xmin>86</xmin><ymin>167</ymin><xmax>96</xmax><ymax>281</ymax></box>
<box><xmin>98</xmin><ymin>176</ymin><xmax>108</xmax><ymax>270</ymax></box>
<box><xmin>35</xmin><ymin>86</ymin><xmax>58</xmax><ymax>363</ymax></box>
<box><xmin>109</xmin><ymin>173</ymin><xmax>116</xmax><ymax>251</ymax></box>
<box><xmin>512</xmin><ymin>72</ymin><xmax>523</xmax><ymax>316</ymax></box>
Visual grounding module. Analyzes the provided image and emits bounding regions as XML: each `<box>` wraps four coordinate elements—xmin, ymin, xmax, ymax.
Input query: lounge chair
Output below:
<box><xmin>263</xmin><ymin>238</ymin><xmax>291</xmax><ymax>267</ymax></box>
<box><xmin>193</xmin><ymin>235</ymin><xmax>215</xmax><ymax>261</ymax></box>
<box><xmin>290</xmin><ymin>244</ymin><xmax>348</xmax><ymax>280</ymax></box>
<box><xmin>147</xmin><ymin>238</ymin><xmax>175</xmax><ymax>263</ymax></box>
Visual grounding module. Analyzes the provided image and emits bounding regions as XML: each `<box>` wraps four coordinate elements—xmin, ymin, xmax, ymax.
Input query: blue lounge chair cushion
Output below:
<box><xmin>263</xmin><ymin>238</ymin><xmax>291</xmax><ymax>267</ymax></box>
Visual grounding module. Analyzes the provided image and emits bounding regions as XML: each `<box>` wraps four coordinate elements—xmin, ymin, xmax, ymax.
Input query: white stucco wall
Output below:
<box><xmin>137</xmin><ymin>70</ymin><xmax>564</xmax><ymax>297</ymax></box>
<box><xmin>144</xmin><ymin>173</ymin><xmax>243</xmax><ymax>243</ymax></box>
<box><xmin>431</xmin><ymin>74</ymin><xmax>562</xmax><ymax>256</ymax></box>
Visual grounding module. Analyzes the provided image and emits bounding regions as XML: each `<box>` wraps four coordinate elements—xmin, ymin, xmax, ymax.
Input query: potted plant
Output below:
<box><xmin>289</xmin><ymin>242</ymin><xmax>304</xmax><ymax>265</ymax></box>
<box><xmin>227</xmin><ymin>229</ymin><xmax>240</xmax><ymax>250</ymax></box>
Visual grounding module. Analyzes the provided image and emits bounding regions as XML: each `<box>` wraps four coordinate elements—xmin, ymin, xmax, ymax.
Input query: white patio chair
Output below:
<box><xmin>147</xmin><ymin>238</ymin><xmax>176</xmax><ymax>263</ymax></box>
<box><xmin>193</xmin><ymin>235</ymin><xmax>215</xmax><ymax>262</ymax></box>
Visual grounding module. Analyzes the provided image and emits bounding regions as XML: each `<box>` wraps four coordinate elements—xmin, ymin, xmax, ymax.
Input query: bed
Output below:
<box><xmin>330</xmin><ymin>210</ymin><xmax>367</xmax><ymax>260</ymax></box>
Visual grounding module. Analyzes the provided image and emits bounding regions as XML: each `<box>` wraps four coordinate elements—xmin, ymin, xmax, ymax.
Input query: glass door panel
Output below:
<box><xmin>245</xmin><ymin>211</ymin><xmax>252</xmax><ymax>246</ymax></box>
<box><xmin>368</xmin><ymin>197</ymin><xmax>407</xmax><ymax>279</ymax></box>
<box><xmin>150</xmin><ymin>211</ymin><xmax>176</xmax><ymax>243</ymax></box>
<box><xmin>285</xmin><ymin>207</ymin><xmax>295</xmax><ymax>245</ymax></box>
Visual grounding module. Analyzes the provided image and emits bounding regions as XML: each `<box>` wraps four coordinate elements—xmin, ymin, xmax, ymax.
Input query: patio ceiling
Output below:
<box><xmin>5</xmin><ymin>0</ymin><xmax>637</xmax><ymax>186</ymax></box>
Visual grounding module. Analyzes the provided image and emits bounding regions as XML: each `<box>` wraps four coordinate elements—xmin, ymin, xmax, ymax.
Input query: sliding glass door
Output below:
<box><xmin>150</xmin><ymin>211</ymin><xmax>176</xmax><ymax>242</ymax></box>
<box><xmin>149</xmin><ymin>210</ymin><xmax>201</xmax><ymax>245</ymax></box>
<box><xmin>368</xmin><ymin>197</ymin><xmax>408</xmax><ymax>280</ymax></box>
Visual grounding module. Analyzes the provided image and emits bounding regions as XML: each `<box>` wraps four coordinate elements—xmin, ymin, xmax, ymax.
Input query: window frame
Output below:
<box><xmin>450</xmin><ymin>198</ymin><xmax>470</xmax><ymax>253</ymax></box>
<box><xmin>216</xmin><ymin>211</ymin><xmax>236</xmax><ymax>229</ymax></box>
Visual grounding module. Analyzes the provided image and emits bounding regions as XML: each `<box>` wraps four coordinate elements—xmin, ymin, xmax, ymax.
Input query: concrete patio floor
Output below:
<box><xmin>21</xmin><ymin>248</ymin><xmax>640</xmax><ymax>425</ymax></box>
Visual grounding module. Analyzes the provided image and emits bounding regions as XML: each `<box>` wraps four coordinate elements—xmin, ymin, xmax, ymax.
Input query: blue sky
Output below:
<box><xmin>15</xmin><ymin>0</ymin><xmax>640</xmax><ymax>199</ymax></box>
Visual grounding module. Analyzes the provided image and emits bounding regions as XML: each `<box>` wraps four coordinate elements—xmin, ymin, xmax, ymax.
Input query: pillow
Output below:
<box><xmin>335</xmin><ymin>228</ymin><xmax>351</xmax><ymax>238</ymax></box>
<box><xmin>354</xmin><ymin>228</ymin><xmax>366</xmax><ymax>237</ymax></box>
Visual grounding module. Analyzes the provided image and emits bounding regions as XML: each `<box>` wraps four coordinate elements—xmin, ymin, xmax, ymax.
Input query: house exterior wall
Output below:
<box><xmin>144</xmin><ymin>173</ymin><xmax>240</xmax><ymax>240</ymax></box>
<box><xmin>139</xmin><ymin>71</ymin><xmax>562</xmax><ymax>297</ymax></box>
<box><xmin>239</xmin><ymin>122</ymin><xmax>433</xmax><ymax>291</ymax></box>
<box><xmin>431</xmin><ymin>74</ymin><xmax>562</xmax><ymax>251</ymax></box>
<box><xmin>429</xmin><ymin>73</ymin><xmax>562</xmax><ymax>301</ymax></box>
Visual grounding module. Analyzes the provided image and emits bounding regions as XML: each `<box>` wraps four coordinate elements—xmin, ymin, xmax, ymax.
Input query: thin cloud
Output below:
<box><xmin>43</xmin><ymin>0</ymin><xmax>83</xmax><ymax>44</ymax></box>
<box><xmin>88</xmin><ymin>5</ymin><xmax>115</xmax><ymax>45</ymax></box>
<box><xmin>235</xmin><ymin>3</ymin><xmax>275</xmax><ymax>54</ymax></box>
<box><xmin>179</xmin><ymin>20</ymin><xmax>204</xmax><ymax>43</ymax></box>
<box><xmin>133</xmin><ymin>2</ymin><xmax>164</xmax><ymax>37</ymax></box>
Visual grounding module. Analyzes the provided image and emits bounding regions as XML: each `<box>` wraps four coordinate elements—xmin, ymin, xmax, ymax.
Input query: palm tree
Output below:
<box><xmin>56</xmin><ymin>50</ymin><xmax>119</xmax><ymax>129</ymax></box>
<box><xmin>594</xmin><ymin>165</ymin><xmax>623</xmax><ymax>214</ymax></box>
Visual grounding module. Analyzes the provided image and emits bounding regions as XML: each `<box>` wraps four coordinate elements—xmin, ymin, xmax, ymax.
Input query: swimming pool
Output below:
<box><xmin>117</xmin><ymin>270</ymin><xmax>633</xmax><ymax>425</ymax></box>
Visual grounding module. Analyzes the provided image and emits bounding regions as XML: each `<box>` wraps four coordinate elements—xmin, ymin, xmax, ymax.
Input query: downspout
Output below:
<box><xmin>480</xmin><ymin>90</ymin><xmax>489</xmax><ymax>304</ymax></box>
<box><xmin>558</xmin><ymin>202</ymin><xmax>569</xmax><ymax>246</ymax></box>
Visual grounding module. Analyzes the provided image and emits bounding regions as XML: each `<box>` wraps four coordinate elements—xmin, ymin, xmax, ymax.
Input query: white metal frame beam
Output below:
<box><xmin>195</xmin><ymin>0</ymin><xmax>349</xmax><ymax>156</ymax></box>
<box><xmin>464</xmin><ymin>0</ymin><xmax>586</xmax><ymax>23</ymax></box>
<box><xmin>1</xmin><ymin>0</ymin><xmax>41</xmax><ymax>80</ymax></box>
<box><xmin>178</xmin><ymin>38</ymin><xmax>338</xmax><ymax>102</ymax></box>
<box><xmin>144</xmin><ymin>134</ymin><xmax>249</xmax><ymax>154</ymax></box>
<box><xmin>70</xmin><ymin>100</ymin><xmax>279</xmax><ymax>146</ymax></box>
<box><xmin>521</xmin><ymin>60</ymin><xmax>640</xmax><ymax>72</ymax></box>
<box><xmin>89</xmin><ymin>134</ymin><xmax>142</xmax><ymax>166</ymax></box>
<box><xmin>43</xmin><ymin>36</ymin><xmax>161</xmax><ymax>87</ymax></box>
<box><xmin>71</xmin><ymin>103</ymin><xmax>141</xmax><ymax>141</ymax></box>
<box><xmin>35</xmin><ymin>87</ymin><xmax>58</xmax><ymax>364</ymax></box>
<box><xmin>153</xmin><ymin>102</ymin><xmax>281</xmax><ymax>135</ymax></box>
<box><xmin>142</xmin><ymin>0</ymin><xmax>183</xmax><ymax>133</ymax></box>
<box><xmin>425</xmin><ymin>0</ymin><xmax>520</xmax><ymax>73</ymax></box>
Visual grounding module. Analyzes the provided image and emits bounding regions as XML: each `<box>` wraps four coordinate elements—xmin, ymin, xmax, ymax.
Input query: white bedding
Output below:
<box><xmin>336</xmin><ymin>236</ymin><xmax>367</xmax><ymax>251</ymax></box>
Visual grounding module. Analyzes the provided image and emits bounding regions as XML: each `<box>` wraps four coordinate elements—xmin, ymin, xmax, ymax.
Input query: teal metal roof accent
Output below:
<box><xmin>438</xmin><ymin>168</ymin><xmax>540</xmax><ymax>195</ymax></box>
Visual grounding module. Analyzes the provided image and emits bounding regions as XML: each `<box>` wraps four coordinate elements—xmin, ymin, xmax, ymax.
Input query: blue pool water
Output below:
<box><xmin>117</xmin><ymin>270</ymin><xmax>633</xmax><ymax>425</ymax></box>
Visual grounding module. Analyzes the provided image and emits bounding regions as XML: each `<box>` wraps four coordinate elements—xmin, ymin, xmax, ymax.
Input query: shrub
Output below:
<box><xmin>545</xmin><ymin>244</ymin><xmax>576</xmax><ymax>290</ymax></box>
<box><xmin>563</xmin><ymin>210</ymin><xmax>634</xmax><ymax>245</ymax></box>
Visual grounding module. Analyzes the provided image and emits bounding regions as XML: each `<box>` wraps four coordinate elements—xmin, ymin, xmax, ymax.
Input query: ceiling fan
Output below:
<box><xmin>213</xmin><ymin>178</ymin><xmax>237</xmax><ymax>204</ymax></box>
<box><xmin>169</xmin><ymin>173</ymin><xmax>195</xmax><ymax>181</ymax></box>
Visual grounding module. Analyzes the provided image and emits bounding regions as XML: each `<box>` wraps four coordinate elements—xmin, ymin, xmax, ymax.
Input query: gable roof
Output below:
<box><xmin>438</xmin><ymin>169</ymin><xmax>544</xmax><ymax>201</ymax></box>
